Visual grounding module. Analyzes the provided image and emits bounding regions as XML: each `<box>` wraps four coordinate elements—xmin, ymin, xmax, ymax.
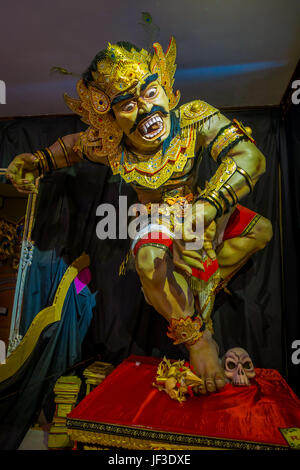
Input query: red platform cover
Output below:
<box><xmin>67</xmin><ymin>355</ymin><xmax>300</xmax><ymax>450</ymax></box>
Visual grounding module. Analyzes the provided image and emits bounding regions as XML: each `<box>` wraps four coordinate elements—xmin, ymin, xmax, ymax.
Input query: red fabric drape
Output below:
<box><xmin>68</xmin><ymin>355</ymin><xmax>300</xmax><ymax>448</ymax></box>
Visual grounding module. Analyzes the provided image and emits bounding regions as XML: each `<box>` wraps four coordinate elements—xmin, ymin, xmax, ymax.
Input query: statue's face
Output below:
<box><xmin>112</xmin><ymin>78</ymin><xmax>171</xmax><ymax>154</ymax></box>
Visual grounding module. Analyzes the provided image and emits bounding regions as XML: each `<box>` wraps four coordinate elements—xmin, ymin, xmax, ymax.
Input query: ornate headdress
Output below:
<box><xmin>64</xmin><ymin>38</ymin><xmax>180</xmax><ymax>158</ymax></box>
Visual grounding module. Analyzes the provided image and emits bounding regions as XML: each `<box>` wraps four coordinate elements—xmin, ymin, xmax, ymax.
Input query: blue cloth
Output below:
<box><xmin>0</xmin><ymin>247</ymin><xmax>95</xmax><ymax>449</ymax></box>
<box><xmin>20</xmin><ymin>247</ymin><xmax>94</xmax><ymax>343</ymax></box>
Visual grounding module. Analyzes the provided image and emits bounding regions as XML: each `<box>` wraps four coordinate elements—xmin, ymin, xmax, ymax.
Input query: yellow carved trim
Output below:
<box><xmin>116</xmin><ymin>129</ymin><xmax>196</xmax><ymax>189</ymax></box>
<box><xmin>180</xmin><ymin>100</ymin><xmax>219</xmax><ymax>129</ymax></box>
<box><xmin>66</xmin><ymin>419</ymin><xmax>288</xmax><ymax>451</ymax></box>
<box><xmin>67</xmin><ymin>429</ymin><xmax>222</xmax><ymax>450</ymax></box>
<box><xmin>0</xmin><ymin>253</ymin><xmax>90</xmax><ymax>383</ymax></box>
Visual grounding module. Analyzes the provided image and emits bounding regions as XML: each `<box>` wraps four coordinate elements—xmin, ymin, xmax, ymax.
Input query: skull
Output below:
<box><xmin>223</xmin><ymin>347</ymin><xmax>255</xmax><ymax>386</ymax></box>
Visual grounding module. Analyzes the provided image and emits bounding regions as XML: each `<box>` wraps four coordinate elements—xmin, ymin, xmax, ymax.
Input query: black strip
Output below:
<box><xmin>206</xmin><ymin>123</ymin><xmax>233</xmax><ymax>157</ymax></box>
<box><xmin>218</xmin><ymin>190</ymin><xmax>231</xmax><ymax>213</ymax></box>
<box><xmin>43</xmin><ymin>148</ymin><xmax>54</xmax><ymax>173</ymax></box>
<box><xmin>195</xmin><ymin>196</ymin><xmax>223</xmax><ymax>218</ymax></box>
<box><xmin>36</xmin><ymin>158</ymin><xmax>43</xmax><ymax>176</ymax></box>
<box><xmin>216</xmin><ymin>136</ymin><xmax>248</xmax><ymax>164</ymax></box>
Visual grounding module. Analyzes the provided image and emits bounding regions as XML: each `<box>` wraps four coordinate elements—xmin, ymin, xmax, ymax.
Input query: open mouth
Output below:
<box><xmin>138</xmin><ymin>113</ymin><xmax>165</xmax><ymax>140</ymax></box>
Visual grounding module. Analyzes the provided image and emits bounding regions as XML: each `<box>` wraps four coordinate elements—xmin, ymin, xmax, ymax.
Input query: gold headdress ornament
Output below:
<box><xmin>64</xmin><ymin>38</ymin><xmax>180</xmax><ymax>158</ymax></box>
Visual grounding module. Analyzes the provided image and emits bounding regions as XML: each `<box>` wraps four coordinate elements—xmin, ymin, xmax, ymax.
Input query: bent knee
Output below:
<box><xmin>252</xmin><ymin>216</ymin><xmax>273</xmax><ymax>248</ymax></box>
<box><xmin>135</xmin><ymin>245</ymin><xmax>168</xmax><ymax>282</ymax></box>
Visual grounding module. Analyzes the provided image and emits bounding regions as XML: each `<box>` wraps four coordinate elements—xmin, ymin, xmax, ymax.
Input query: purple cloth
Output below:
<box><xmin>74</xmin><ymin>267</ymin><xmax>91</xmax><ymax>294</ymax></box>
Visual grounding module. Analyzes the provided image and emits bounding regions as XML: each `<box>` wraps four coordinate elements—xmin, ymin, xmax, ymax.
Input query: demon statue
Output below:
<box><xmin>6</xmin><ymin>38</ymin><xmax>272</xmax><ymax>394</ymax></box>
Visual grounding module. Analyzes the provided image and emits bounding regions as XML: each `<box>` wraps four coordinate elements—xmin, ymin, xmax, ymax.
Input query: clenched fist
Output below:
<box><xmin>6</xmin><ymin>153</ymin><xmax>39</xmax><ymax>194</ymax></box>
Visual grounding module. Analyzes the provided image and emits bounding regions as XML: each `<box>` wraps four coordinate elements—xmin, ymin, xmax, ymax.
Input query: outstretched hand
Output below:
<box><xmin>6</xmin><ymin>153</ymin><xmax>39</xmax><ymax>194</ymax></box>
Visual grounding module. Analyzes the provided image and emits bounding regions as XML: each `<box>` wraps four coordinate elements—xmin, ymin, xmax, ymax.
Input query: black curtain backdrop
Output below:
<box><xmin>280</xmin><ymin>102</ymin><xmax>300</xmax><ymax>397</ymax></box>
<box><xmin>0</xmin><ymin>103</ymin><xmax>299</xmax><ymax>447</ymax></box>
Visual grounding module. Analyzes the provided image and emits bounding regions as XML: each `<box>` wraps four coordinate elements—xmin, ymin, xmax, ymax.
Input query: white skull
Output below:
<box><xmin>223</xmin><ymin>347</ymin><xmax>255</xmax><ymax>386</ymax></box>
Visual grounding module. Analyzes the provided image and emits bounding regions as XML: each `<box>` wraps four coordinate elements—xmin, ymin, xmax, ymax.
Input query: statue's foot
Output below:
<box><xmin>187</xmin><ymin>329</ymin><xmax>226</xmax><ymax>394</ymax></box>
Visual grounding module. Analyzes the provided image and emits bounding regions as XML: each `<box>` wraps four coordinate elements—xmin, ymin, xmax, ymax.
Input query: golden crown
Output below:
<box><xmin>64</xmin><ymin>37</ymin><xmax>180</xmax><ymax>128</ymax></box>
<box><xmin>92</xmin><ymin>43</ymin><xmax>152</xmax><ymax>100</ymax></box>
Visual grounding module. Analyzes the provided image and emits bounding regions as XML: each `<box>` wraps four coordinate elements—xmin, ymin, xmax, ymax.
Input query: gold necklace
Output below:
<box><xmin>112</xmin><ymin>129</ymin><xmax>196</xmax><ymax>189</ymax></box>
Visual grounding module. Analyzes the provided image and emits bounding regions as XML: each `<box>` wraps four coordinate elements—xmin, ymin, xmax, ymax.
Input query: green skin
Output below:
<box><xmin>6</xmin><ymin>80</ymin><xmax>273</xmax><ymax>394</ymax></box>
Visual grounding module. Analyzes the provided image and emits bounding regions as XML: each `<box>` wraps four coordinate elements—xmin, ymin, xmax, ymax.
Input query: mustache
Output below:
<box><xmin>129</xmin><ymin>105</ymin><xmax>169</xmax><ymax>134</ymax></box>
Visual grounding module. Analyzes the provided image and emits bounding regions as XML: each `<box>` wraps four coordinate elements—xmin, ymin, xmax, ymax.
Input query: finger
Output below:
<box><xmin>13</xmin><ymin>184</ymin><xmax>34</xmax><ymax>193</ymax></box>
<box><xmin>16</xmin><ymin>177</ymin><xmax>36</xmax><ymax>186</ymax></box>
<box><xmin>181</xmin><ymin>250</ymin><xmax>203</xmax><ymax>260</ymax></box>
<box><xmin>203</xmin><ymin>242</ymin><xmax>217</xmax><ymax>260</ymax></box>
<box><xmin>207</xmin><ymin>250</ymin><xmax>217</xmax><ymax>260</ymax></box>
<box><xmin>182</xmin><ymin>232</ymin><xmax>197</xmax><ymax>243</ymax></box>
<box><xmin>173</xmin><ymin>260</ymin><xmax>192</xmax><ymax>276</ymax></box>
<box><xmin>205</xmin><ymin>377</ymin><xmax>216</xmax><ymax>393</ymax></box>
<box><xmin>6</xmin><ymin>170</ymin><xmax>17</xmax><ymax>181</ymax></box>
<box><xmin>14</xmin><ymin>188</ymin><xmax>34</xmax><ymax>194</ymax></box>
<box><xmin>13</xmin><ymin>160</ymin><xmax>25</xmax><ymax>180</ymax></box>
<box><xmin>204</xmin><ymin>247</ymin><xmax>217</xmax><ymax>260</ymax></box>
<box><xmin>181</xmin><ymin>255</ymin><xmax>204</xmax><ymax>271</ymax></box>
<box><xmin>5</xmin><ymin>172</ymin><xmax>14</xmax><ymax>182</ymax></box>
<box><xmin>12</xmin><ymin>181</ymin><xmax>36</xmax><ymax>194</ymax></box>
<box><xmin>182</xmin><ymin>249</ymin><xmax>206</xmax><ymax>267</ymax></box>
<box><xmin>7</xmin><ymin>166</ymin><xmax>24</xmax><ymax>184</ymax></box>
<box><xmin>24</xmin><ymin>171</ymin><xmax>36</xmax><ymax>184</ymax></box>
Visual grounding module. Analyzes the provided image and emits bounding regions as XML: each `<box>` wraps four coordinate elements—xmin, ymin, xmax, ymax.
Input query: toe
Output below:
<box><xmin>205</xmin><ymin>377</ymin><xmax>216</xmax><ymax>393</ymax></box>
<box><xmin>197</xmin><ymin>382</ymin><xmax>207</xmax><ymax>394</ymax></box>
<box><xmin>215</xmin><ymin>373</ymin><xmax>226</xmax><ymax>390</ymax></box>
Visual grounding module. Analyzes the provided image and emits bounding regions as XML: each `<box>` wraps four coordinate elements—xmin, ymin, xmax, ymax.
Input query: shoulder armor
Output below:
<box><xmin>179</xmin><ymin>100</ymin><xmax>219</xmax><ymax>129</ymax></box>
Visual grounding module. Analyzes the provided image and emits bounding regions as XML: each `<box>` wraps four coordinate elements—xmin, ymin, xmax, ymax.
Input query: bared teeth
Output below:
<box><xmin>138</xmin><ymin>113</ymin><xmax>164</xmax><ymax>139</ymax></box>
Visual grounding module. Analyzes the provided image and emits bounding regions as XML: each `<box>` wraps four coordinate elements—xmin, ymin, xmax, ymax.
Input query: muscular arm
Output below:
<box><xmin>195</xmin><ymin>113</ymin><xmax>265</xmax><ymax>225</ymax></box>
<box><xmin>201</xmin><ymin>112</ymin><xmax>265</xmax><ymax>191</ymax></box>
<box><xmin>49</xmin><ymin>132</ymin><xmax>110</xmax><ymax>167</ymax></box>
<box><xmin>6</xmin><ymin>131</ymin><xmax>108</xmax><ymax>193</ymax></box>
<box><xmin>48</xmin><ymin>132</ymin><xmax>84</xmax><ymax>168</ymax></box>
<box><xmin>180</xmin><ymin>110</ymin><xmax>266</xmax><ymax>244</ymax></box>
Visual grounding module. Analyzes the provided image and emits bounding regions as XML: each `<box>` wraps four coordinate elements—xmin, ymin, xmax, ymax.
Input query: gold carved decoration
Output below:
<box><xmin>0</xmin><ymin>252</ymin><xmax>90</xmax><ymax>382</ymax></box>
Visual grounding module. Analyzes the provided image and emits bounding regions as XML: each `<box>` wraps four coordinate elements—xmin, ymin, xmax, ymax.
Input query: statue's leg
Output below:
<box><xmin>135</xmin><ymin>244</ymin><xmax>226</xmax><ymax>394</ymax></box>
<box><xmin>217</xmin><ymin>215</ymin><xmax>273</xmax><ymax>281</ymax></box>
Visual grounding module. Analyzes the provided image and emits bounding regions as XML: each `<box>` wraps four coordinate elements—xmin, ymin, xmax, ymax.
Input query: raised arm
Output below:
<box><xmin>6</xmin><ymin>130</ymin><xmax>110</xmax><ymax>193</ymax></box>
<box><xmin>6</xmin><ymin>133</ymin><xmax>83</xmax><ymax>193</ymax></box>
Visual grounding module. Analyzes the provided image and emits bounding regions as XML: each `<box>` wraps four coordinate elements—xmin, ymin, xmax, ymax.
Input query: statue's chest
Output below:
<box><xmin>132</xmin><ymin>158</ymin><xmax>197</xmax><ymax>204</ymax></box>
<box><xmin>118</xmin><ymin>129</ymin><xmax>198</xmax><ymax>190</ymax></box>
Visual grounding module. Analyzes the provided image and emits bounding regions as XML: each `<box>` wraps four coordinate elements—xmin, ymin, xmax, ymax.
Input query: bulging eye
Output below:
<box><xmin>144</xmin><ymin>86</ymin><xmax>158</xmax><ymax>99</ymax></box>
<box><xmin>122</xmin><ymin>101</ymin><xmax>136</xmax><ymax>112</ymax></box>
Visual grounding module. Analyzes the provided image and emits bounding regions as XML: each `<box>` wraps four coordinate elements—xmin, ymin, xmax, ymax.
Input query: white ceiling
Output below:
<box><xmin>0</xmin><ymin>0</ymin><xmax>299</xmax><ymax>117</ymax></box>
